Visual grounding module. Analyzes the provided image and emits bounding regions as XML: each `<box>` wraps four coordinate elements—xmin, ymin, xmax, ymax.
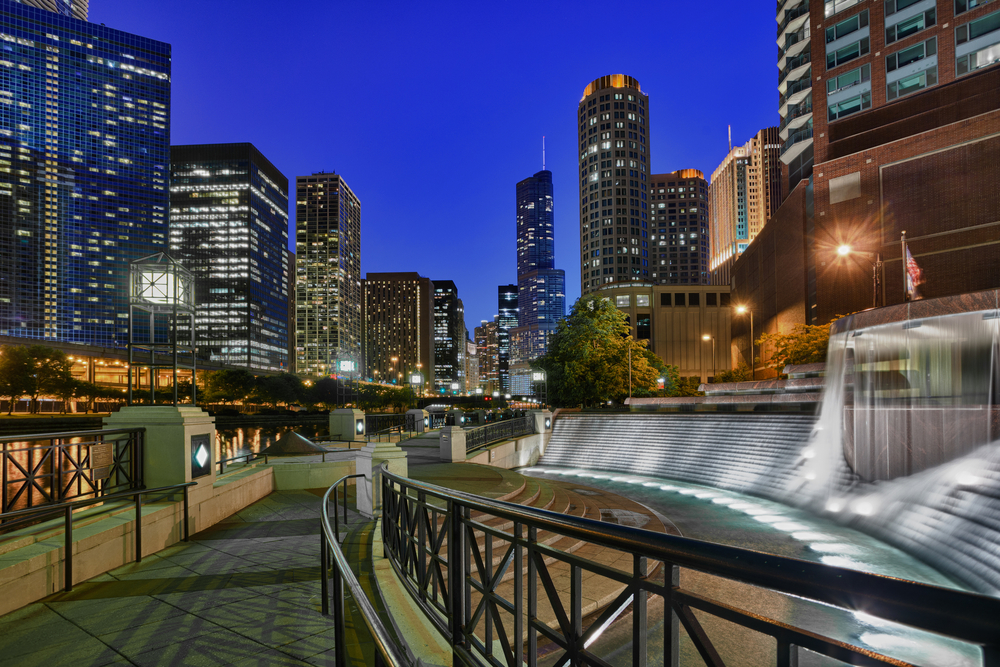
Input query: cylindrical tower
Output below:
<box><xmin>577</xmin><ymin>74</ymin><xmax>650</xmax><ymax>295</ymax></box>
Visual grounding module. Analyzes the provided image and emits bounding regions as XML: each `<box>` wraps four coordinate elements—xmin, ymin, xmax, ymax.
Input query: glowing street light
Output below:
<box><xmin>735</xmin><ymin>304</ymin><xmax>755</xmax><ymax>380</ymax></box>
<box><xmin>703</xmin><ymin>334</ymin><xmax>716</xmax><ymax>381</ymax></box>
<box><xmin>836</xmin><ymin>244</ymin><xmax>884</xmax><ymax>308</ymax></box>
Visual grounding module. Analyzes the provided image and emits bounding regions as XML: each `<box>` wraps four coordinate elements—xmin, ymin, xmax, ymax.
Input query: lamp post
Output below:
<box><xmin>735</xmin><ymin>304</ymin><xmax>755</xmax><ymax>380</ymax></box>
<box><xmin>128</xmin><ymin>253</ymin><xmax>196</xmax><ymax>406</ymax></box>
<box><xmin>703</xmin><ymin>334</ymin><xmax>716</xmax><ymax>382</ymax></box>
<box><xmin>409</xmin><ymin>370</ymin><xmax>423</xmax><ymax>399</ymax></box>
<box><xmin>531</xmin><ymin>370</ymin><xmax>547</xmax><ymax>407</ymax></box>
<box><xmin>837</xmin><ymin>245</ymin><xmax>884</xmax><ymax>308</ymax></box>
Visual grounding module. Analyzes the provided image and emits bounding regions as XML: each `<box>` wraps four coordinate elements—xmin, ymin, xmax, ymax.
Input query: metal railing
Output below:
<box><xmin>366</xmin><ymin>414</ymin><xmax>406</xmax><ymax>434</ymax></box>
<box><xmin>0</xmin><ymin>428</ymin><xmax>144</xmax><ymax>515</ymax></box>
<box><xmin>0</xmin><ymin>481</ymin><xmax>195</xmax><ymax>591</ymax></box>
<box><xmin>429</xmin><ymin>413</ymin><xmax>447</xmax><ymax>429</ymax></box>
<box><xmin>378</xmin><ymin>465</ymin><xmax>1000</xmax><ymax>667</ymax></box>
<box><xmin>218</xmin><ymin>452</ymin><xmax>267</xmax><ymax>474</ymax></box>
<box><xmin>319</xmin><ymin>473</ymin><xmax>408</xmax><ymax>667</ymax></box>
<box><xmin>464</xmin><ymin>416</ymin><xmax>534</xmax><ymax>452</ymax></box>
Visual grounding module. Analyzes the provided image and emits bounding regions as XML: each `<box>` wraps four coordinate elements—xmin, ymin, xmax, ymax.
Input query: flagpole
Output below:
<box><xmin>901</xmin><ymin>231</ymin><xmax>908</xmax><ymax>302</ymax></box>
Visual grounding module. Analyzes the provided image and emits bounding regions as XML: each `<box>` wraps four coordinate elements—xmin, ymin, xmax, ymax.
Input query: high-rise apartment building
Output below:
<box><xmin>170</xmin><ymin>144</ymin><xmax>290</xmax><ymax>371</ymax></box>
<box><xmin>732</xmin><ymin>0</ymin><xmax>1000</xmax><ymax>375</ymax></box>
<box><xmin>295</xmin><ymin>173</ymin><xmax>362</xmax><ymax>376</ymax></box>
<box><xmin>432</xmin><ymin>280</ymin><xmax>464</xmax><ymax>393</ymax></box>
<box><xmin>496</xmin><ymin>284</ymin><xmax>518</xmax><ymax>393</ymax></box>
<box><xmin>362</xmin><ymin>272</ymin><xmax>434</xmax><ymax>389</ymax></box>
<box><xmin>286</xmin><ymin>248</ymin><xmax>296</xmax><ymax>374</ymax></box>
<box><xmin>475</xmin><ymin>319</ymin><xmax>499</xmax><ymax>395</ymax></box>
<box><xmin>0</xmin><ymin>4</ymin><xmax>170</xmax><ymax>347</ymax></box>
<box><xmin>510</xmin><ymin>169</ymin><xmax>565</xmax><ymax>391</ymax></box>
<box><xmin>14</xmin><ymin>0</ymin><xmax>86</xmax><ymax>20</ymax></box>
<box><xmin>465</xmin><ymin>337</ymin><xmax>479</xmax><ymax>393</ymax></box>
<box><xmin>648</xmin><ymin>170</ymin><xmax>711</xmax><ymax>285</ymax></box>
<box><xmin>577</xmin><ymin>74</ymin><xmax>651</xmax><ymax>295</ymax></box>
<box><xmin>708</xmin><ymin>128</ymin><xmax>782</xmax><ymax>286</ymax></box>
<box><xmin>778</xmin><ymin>0</ymin><xmax>814</xmax><ymax>190</ymax></box>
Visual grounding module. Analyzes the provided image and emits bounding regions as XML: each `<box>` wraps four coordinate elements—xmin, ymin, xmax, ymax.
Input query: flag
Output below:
<box><xmin>905</xmin><ymin>243</ymin><xmax>923</xmax><ymax>301</ymax></box>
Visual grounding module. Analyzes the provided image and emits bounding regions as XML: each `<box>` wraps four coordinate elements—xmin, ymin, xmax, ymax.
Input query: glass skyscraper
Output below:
<box><xmin>511</xmin><ymin>170</ymin><xmax>564</xmax><ymax>385</ymax></box>
<box><xmin>170</xmin><ymin>143</ymin><xmax>290</xmax><ymax>372</ymax></box>
<box><xmin>14</xmin><ymin>0</ymin><xmax>87</xmax><ymax>21</ymax></box>
<box><xmin>432</xmin><ymin>279</ymin><xmax>464</xmax><ymax>393</ymax></box>
<box><xmin>0</xmin><ymin>2</ymin><xmax>170</xmax><ymax>347</ymax></box>
<box><xmin>496</xmin><ymin>284</ymin><xmax>517</xmax><ymax>394</ymax></box>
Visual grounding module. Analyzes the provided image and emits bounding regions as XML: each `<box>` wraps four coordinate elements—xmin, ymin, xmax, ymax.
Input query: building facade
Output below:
<box><xmin>0</xmin><ymin>4</ymin><xmax>170</xmax><ymax>347</ymax></box>
<box><xmin>432</xmin><ymin>280</ymin><xmax>464</xmax><ymax>393</ymax></box>
<box><xmin>735</xmin><ymin>0</ymin><xmax>1000</xmax><ymax>375</ymax></box>
<box><xmin>465</xmin><ymin>337</ymin><xmax>478</xmax><ymax>393</ymax></box>
<box><xmin>14</xmin><ymin>0</ymin><xmax>86</xmax><ymax>20</ymax></box>
<box><xmin>169</xmin><ymin>144</ymin><xmax>290</xmax><ymax>371</ymax></box>
<box><xmin>593</xmin><ymin>283</ymin><xmax>732</xmax><ymax>384</ymax></box>
<box><xmin>578</xmin><ymin>74</ymin><xmax>651</xmax><ymax>294</ymax></box>
<box><xmin>778</xmin><ymin>0</ymin><xmax>814</xmax><ymax>190</ymax></box>
<box><xmin>475</xmin><ymin>319</ymin><xmax>499</xmax><ymax>395</ymax></box>
<box><xmin>496</xmin><ymin>284</ymin><xmax>518</xmax><ymax>394</ymax></box>
<box><xmin>647</xmin><ymin>170</ymin><xmax>711</xmax><ymax>286</ymax></box>
<box><xmin>295</xmin><ymin>173</ymin><xmax>362</xmax><ymax>376</ymax></box>
<box><xmin>362</xmin><ymin>272</ymin><xmax>434</xmax><ymax>391</ymax></box>
<box><xmin>286</xmin><ymin>248</ymin><xmax>295</xmax><ymax>374</ymax></box>
<box><xmin>708</xmin><ymin>128</ymin><xmax>782</xmax><ymax>286</ymax></box>
<box><xmin>511</xmin><ymin>170</ymin><xmax>565</xmax><ymax>373</ymax></box>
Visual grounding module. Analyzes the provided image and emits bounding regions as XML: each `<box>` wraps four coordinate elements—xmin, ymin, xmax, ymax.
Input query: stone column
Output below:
<box><xmin>439</xmin><ymin>425</ymin><xmax>467</xmax><ymax>462</ymax></box>
<box><xmin>449</xmin><ymin>408</ymin><xmax>466</xmax><ymax>427</ymax></box>
<box><xmin>330</xmin><ymin>408</ymin><xmax>366</xmax><ymax>443</ymax></box>
<box><xmin>531</xmin><ymin>409</ymin><xmax>554</xmax><ymax>455</ymax></box>
<box><xmin>356</xmin><ymin>441</ymin><xmax>408</xmax><ymax>518</ymax></box>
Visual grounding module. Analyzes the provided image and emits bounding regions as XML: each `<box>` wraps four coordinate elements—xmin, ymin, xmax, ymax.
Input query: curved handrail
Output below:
<box><xmin>319</xmin><ymin>473</ymin><xmax>409</xmax><ymax>667</ymax></box>
<box><xmin>379</xmin><ymin>464</ymin><xmax>1000</xmax><ymax>650</ymax></box>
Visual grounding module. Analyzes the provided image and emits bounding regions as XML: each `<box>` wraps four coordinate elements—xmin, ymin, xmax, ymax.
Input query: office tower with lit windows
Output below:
<box><xmin>708</xmin><ymin>128</ymin><xmax>782</xmax><ymax>286</ymax></box>
<box><xmin>577</xmin><ymin>74</ymin><xmax>650</xmax><ymax>295</ymax></box>
<box><xmin>475</xmin><ymin>319</ymin><xmax>499</xmax><ymax>394</ymax></box>
<box><xmin>14</xmin><ymin>0</ymin><xmax>86</xmax><ymax>20</ymax></box>
<box><xmin>432</xmin><ymin>280</ymin><xmax>464</xmax><ymax>393</ymax></box>
<box><xmin>648</xmin><ymin>170</ymin><xmax>710</xmax><ymax>285</ymax></box>
<box><xmin>0</xmin><ymin>4</ymin><xmax>170</xmax><ymax>347</ymax></box>
<box><xmin>496</xmin><ymin>284</ymin><xmax>518</xmax><ymax>393</ymax></box>
<box><xmin>295</xmin><ymin>173</ymin><xmax>362</xmax><ymax>376</ymax></box>
<box><xmin>778</xmin><ymin>0</ymin><xmax>813</xmax><ymax>190</ymax></box>
<box><xmin>169</xmin><ymin>143</ymin><xmax>289</xmax><ymax>371</ymax></box>
<box><xmin>362</xmin><ymin>272</ymin><xmax>434</xmax><ymax>389</ymax></box>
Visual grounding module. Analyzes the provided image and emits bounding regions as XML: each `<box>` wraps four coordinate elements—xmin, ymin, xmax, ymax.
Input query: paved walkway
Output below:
<box><xmin>0</xmin><ymin>490</ymin><xmax>361</xmax><ymax>667</ymax></box>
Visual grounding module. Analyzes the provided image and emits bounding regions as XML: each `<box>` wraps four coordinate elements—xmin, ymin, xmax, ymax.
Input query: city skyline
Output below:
<box><xmin>89</xmin><ymin>0</ymin><xmax>778</xmax><ymax>328</ymax></box>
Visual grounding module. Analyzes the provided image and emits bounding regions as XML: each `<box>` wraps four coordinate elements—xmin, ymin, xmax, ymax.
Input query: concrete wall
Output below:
<box><xmin>466</xmin><ymin>433</ymin><xmax>545</xmax><ymax>470</ymax></box>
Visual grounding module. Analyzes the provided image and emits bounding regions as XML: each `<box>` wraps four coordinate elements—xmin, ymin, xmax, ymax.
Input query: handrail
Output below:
<box><xmin>319</xmin><ymin>473</ymin><xmax>409</xmax><ymax>667</ymax></box>
<box><xmin>0</xmin><ymin>427</ymin><xmax>144</xmax><ymax>444</ymax></box>
<box><xmin>379</xmin><ymin>464</ymin><xmax>1000</xmax><ymax>665</ymax></box>
<box><xmin>0</xmin><ymin>481</ymin><xmax>196</xmax><ymax>592</ymax></box>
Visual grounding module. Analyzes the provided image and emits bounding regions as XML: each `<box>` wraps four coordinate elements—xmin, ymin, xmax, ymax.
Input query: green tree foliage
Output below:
<box><xmin>0</xmin><ymin>345</ymin><xmax>75</xmax><ymax>413</ymax></box>
<box><xmin>757</xmin><ymin>324</ymin><xmax>830</xmax><ymax>372</ymax></box>
<box><xmin>202</xmin><ymin>369</ymin><xmax>256</xmax><ymax>406</ymax></box>
<box><xmin>0</xmin><ymin>346</ymin><xmax>35</xmax><ymax>414</ymax></box>
<box><xmin>533</xmin><ymin>296</ymin><xmax>670</xmax><ymax>407</ymax></box>
<box><xmin>713</xmin><ymin>361</ymin><xmax>753</xmax><ymax>384</ymax></box>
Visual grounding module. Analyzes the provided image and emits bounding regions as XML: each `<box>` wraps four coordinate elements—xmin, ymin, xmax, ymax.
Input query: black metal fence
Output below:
<box><xmin>464</xmin><ymin>416</ymin><xmax>534</xmax><ymax>452</ymax></box>
<box><xmin>365</xmin><ymin>414</ymin><xmax>406</xmax><ymax>434</ymax></box>
<box><xmin>379</xmin><ymin>465</ymin><xmax>1000</xmax><ymax>667</ymax></box>
<box><xmin>429</xmin><ymin>413</ymin><xmax>447</xmax><ymax>429</ymax></box>
<box><xmin>0</xmin><ymin>428</ymin><xmax>144</xmax><ymax>517</ymax></box>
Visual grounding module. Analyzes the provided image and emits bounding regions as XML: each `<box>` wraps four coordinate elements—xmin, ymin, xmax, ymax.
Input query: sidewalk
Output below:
<box><xmin>0</xmin><ymin>490</ymin><xmax>353</xmax><ymax>667</ymax></box>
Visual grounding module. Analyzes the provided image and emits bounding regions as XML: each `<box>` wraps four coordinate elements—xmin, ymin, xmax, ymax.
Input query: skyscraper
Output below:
<box><xmin>510</xmin><ymin>169</ymin><xmax>565</xmax><ymax>393</ymax></box>
<box><xmin>778</xmin><ymin>0</ymin><xmax>813</xmax><ymax>190</ymax></box>
<box><xmin>169</xmin><ymin>143</ymin><xmax>290</xmax><ymax>371</ymax></box>
<box><xmin>0</xmin><ymin>4</ymin><xmax>170</xmax><ymax>347</ymax></box>
<box><xmin>14</xmin><ymin>0</ymin><xmax>87</xmax><ymax>20</ymax></box>
<box><xmin>648</xmin><ymin>170</ymin><xmax>711</xmax><ymax>285</ymax></box>
<box><xmin>362</xmin><ymin>272</ymin><xmax>434</xmax><ymax>389</ymax></box>
<box><xmin>432</xmin><ymin>280</ymin><xmax>464</xmax><ymax>393</ymax></box>
<box><xmin>295</xmin><ymin>173</ymin><xmax>362</xmax><ymax>376</ymax></box>
<box><xmin>496</xmin><ymin>284</ymin><xmax>517</xmax><ymax>394</ymax></box>
<box><xmin>708</xmin><ymin>128</ymin><xmax>782</xmax><ymax>286</ymax></box>
<box><xmin>577</xmin><ymin>74</ymin><xmax>650</xmax><ymax>294</ymax></box>
<box><xmin>475</xmin><ymin>319</ymin><xmax>499</xmax><ymax>395</ymax></box>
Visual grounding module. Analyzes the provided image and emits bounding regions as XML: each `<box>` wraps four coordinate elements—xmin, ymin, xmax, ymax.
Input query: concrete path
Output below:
<box><xmin>0</xmin><ymin>490</ymin><xmax>356</xmax><ymax>667</ymax></box>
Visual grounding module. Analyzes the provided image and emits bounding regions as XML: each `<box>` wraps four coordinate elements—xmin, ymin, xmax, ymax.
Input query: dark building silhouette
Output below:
<box><xmin>648</xmin><ymin>170</ymin><xmax>711</xmax><ymax>286</ymax></box>
<box><xmin>433</xmin><ymin>280</ymin><xmax>465</xmax><ymax>393</ymax></box>
<box><xmin>497</xmin><ymin>284</ymin><xmax>518</xmax><ymax>394</ymax></box>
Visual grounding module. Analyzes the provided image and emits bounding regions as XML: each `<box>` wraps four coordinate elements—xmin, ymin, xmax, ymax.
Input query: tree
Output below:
<box><xmin>757</xmin><ymin>324</ymin><xmax>830</xmax><ymax>373</ymax></box>
<box><xmin>202</xmin><ymin>369</ymin><xmax>256</xmax><ymax>407</ymax></box>
<box><xmin>0</xmin><ymin>346</ymin><xmax>34</xmax><ymax>414</ymax></box>
<box><xmin>713</xmin><ymin>361</ymin><xmax>752</xmax><ymax>384</ymax></box>
<box><xmin>533</xmin><ymin>296</ymin><xmax>664</xmax><ymax>407</ymax></box>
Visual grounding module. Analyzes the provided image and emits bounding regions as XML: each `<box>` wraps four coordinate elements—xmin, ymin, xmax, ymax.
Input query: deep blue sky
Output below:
<box><xmin>92</xmin><ymin>1</ymin><xmax>778</xmax><ymax>331</ymax></box>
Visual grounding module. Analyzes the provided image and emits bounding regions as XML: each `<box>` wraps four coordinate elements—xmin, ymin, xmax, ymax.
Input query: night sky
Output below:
<box><xmin>91</xmin><ymin>1</ymin><xmax>778</xmax><ymax>330</ymax></box>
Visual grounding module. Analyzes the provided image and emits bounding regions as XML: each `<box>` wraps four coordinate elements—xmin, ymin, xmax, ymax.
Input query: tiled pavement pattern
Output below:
<box><xmin>0</xmin><ymin>490</ymin><xmax>369</xmax><ymax>667</ymax></box>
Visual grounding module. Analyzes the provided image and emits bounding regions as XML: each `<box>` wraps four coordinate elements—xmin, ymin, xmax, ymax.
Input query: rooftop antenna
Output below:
<box><xmin>542</xmin><ymin>136</ymin><xmax>546</xmax><ymax>171</ymax></box>
<box><xmin>728</xmin><ymin>124</ymin><xmax>732</xmax><ymax>153</ymax></box>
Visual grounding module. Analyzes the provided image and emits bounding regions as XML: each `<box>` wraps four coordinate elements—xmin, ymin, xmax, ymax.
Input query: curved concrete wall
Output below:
<box><xmin>541</xmin><ymin>413</ymin><xmax>1000</xmax><ymax>594</ymax></box>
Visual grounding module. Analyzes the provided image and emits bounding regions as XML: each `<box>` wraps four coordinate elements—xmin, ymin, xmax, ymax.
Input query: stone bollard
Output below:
<box><xmin>406</xmin><ymin>408</ymin><xmax>429</xmax><ymax>433</ymax></box>
<box><xmin>439</xmin><ymin>425</ymin><xmax>467</xmax><ymax>462</ymax></box>
<box><xmin>330</xmin><ymin>408</ymin><xmax>365</xmax><ymax>444</ymax></box>
<box><xmin>356</xmin><ymin>441</ymin><xmax>407</xmax><ymax>518</ymax></box>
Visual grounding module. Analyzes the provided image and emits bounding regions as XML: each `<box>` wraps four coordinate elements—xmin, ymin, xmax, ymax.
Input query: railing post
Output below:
<box><xmin>633</xmin><ymin>555</ymin><xmax>648</xmax><ymax>666</ymax></box>
<box><xmin>333</xmin><ymin>486</ymin><xmax>340</xmax><ymax>544</ymax></box>
<box><xmin>664</xmin><ymin>562</ymin><xmax>679</xmax><ymax>667</ymax></box>
<box><xmin>64</xmin><ymin>505</ymin><xmax>73</xmax><ymax>592</ymax></box>
<box><xmin>182</xmin><ymin>485</ymin><xmax>190</xmax><ymax>542</ymax></box>
<box><xmin>320</xmin><ymin>531</ymin><xmax>329</xmax><ymax>616</ymax></box>
<box><xmin>333</xmin><ymin>556</ymin><xmax>346</xmax><ymax>667</ymax></box>
<box><xmin>528</xmin><ymin>525</ymin><xmax>538</xmax><ymax>663</ymax></box>
<box><xmin>135</xmin><ymin>492</ymin><xmax>143</xmax><ymax>563</ymax></box>
<box><xmin>448</xmin><ymin>499</ymin><xmax>465</xmax><ymax>664</ymax></box>
<box><xmin>514</xmin><ymin>522</ymin><xmax>523</xmax><ymax>664</ymax></box>
<box><xmin>417</xmin><ymin>489</ymin><xmax>426</xmax><ymax>605</ymax></box>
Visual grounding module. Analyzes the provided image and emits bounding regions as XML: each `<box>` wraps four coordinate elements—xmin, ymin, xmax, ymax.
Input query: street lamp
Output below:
<box><xmin>702</xmin><ymin>334</ymin><xmax>716</xmax><ymax>382</ymax></box>
<box><xmin>837</xmin><ymin>244</ymin><xmax>884</xmax><ymax>308</ymax></box>
<box><xmin>531</xmin><ymin>370</ymin><xmax>548</xmax><ymax>407</ymax></box>
<box><xmin>735</xmin><ymin>304</ymin><xmax>755</xmax><ymax>380</ymax></box>
<box><xmin>409</xmin><ymin>371</ymin><xmax>423</xmax><ymax>397</ymax></box>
